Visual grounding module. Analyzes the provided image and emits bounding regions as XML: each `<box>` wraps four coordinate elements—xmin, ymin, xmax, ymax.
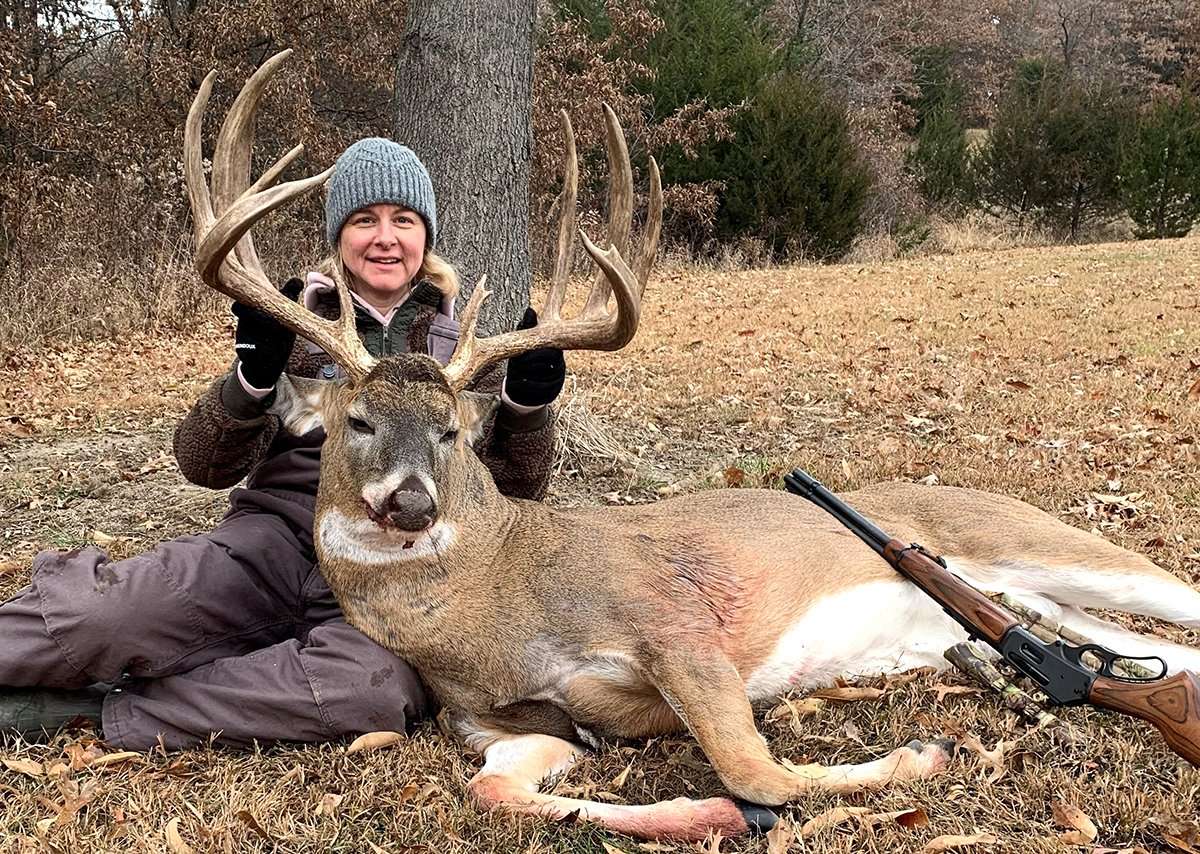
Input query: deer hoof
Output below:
<box><xmin>735</xmin><ymin>801</ymin><xmax>779</xmax><ymax>834</ymax></box>
<box><xmin>896</xmin><ymin>738</ymin><xmax>953</xmax><ymax>776</ymax></box>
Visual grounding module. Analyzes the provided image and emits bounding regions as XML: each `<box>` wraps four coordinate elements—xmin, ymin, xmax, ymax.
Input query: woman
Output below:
<box><xmin>0</xmin><ymin>138</ymin><xmax>565</xmax><ymax>750</ymax></box>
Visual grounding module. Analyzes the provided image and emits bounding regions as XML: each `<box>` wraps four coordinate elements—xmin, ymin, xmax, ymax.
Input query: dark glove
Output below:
<box><xmin>505</xmin><ymin>307</ymin><xmax>566</xmax><ymax>408</ymax></box>
<box><xmin>232</xmin><ymin>277</ymin><xmax>304</xmax><ymax>389</ymax></box>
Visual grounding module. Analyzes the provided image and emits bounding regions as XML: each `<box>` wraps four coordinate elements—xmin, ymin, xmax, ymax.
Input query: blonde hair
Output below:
<box><xmin>318</xmin><ymin>249</ymin><xmax>460</xmax><ymax>301</ymax></box>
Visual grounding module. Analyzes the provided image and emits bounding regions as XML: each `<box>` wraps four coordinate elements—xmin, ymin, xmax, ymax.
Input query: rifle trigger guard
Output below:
<box><xmin>1063</xmin><ymin>643</ymin><xmax>1168</xmax><ymax>683</ymax></box>
<box><xmin>896</xmin><ymin>542</ymin><xmax>948</xmax><ymax>569</ymax></box>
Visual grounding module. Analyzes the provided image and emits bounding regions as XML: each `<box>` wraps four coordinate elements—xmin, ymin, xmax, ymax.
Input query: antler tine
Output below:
<box><xmin>581</xmin><ymin>104</ymin><xmax>634</xmax><ymax>319</ymax></box>
<box><xmin>184</xmin><ymin>69</ymin><xmax>219</xmax><ymax>244</ymax></box>
<box><xmin>212</xmin><ymin>49</ymin><xmax>294</xmax><ymax>276</ymax></box>
<box><xmin>186</xmin><ymin>50</ymin><xmax>377</xmax><ymax>385</ymax></box>
<box><xmin>543</xmin><ymin>109</ymin><xmax>578</xmax><ymax>323</ymax></box>
<box><xmin>633</xmin><ymin>157</ymin><xmax>663</xmax><ymax>293</ymax></box>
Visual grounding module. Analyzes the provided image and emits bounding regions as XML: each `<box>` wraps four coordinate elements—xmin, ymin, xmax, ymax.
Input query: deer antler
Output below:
<box><xmin>442</xmin><ymin>105</ymin><xmax>663</xmax><ymax>393</ymax></box>
<box><xmin>184</xmin><ymin>49</ymin><xmax>378</xmax><ymax>383</ymax></box>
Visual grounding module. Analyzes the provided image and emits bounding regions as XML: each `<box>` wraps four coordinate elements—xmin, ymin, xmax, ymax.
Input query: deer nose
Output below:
<box><xmin>383</xmin><ymin>476</ymin><xmax>435</xmax><ymax>530</ymax></box>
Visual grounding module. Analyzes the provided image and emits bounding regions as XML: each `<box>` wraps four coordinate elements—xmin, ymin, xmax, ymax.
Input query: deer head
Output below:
<box><xmin>185</xmin><ymin>51</ymin><xmax>661</xmax><ymax>549</ymax></box>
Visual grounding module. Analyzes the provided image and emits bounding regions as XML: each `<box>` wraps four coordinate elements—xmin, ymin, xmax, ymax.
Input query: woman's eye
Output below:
<box><xmin>348</xmin><ymin>417</ymin><xmax>375</xmax><ymax>435</ymax></box>
<box><xmin>441</xmin><ymin>428</ymin><xmax>458</xmax><ymax>443</ymax></box>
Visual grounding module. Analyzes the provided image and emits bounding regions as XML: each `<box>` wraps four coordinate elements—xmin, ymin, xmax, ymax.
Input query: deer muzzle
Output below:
<box><xmin>364</xmin><ymin>474</ymin><xmax>437</xmax><ymax>534</ymax></box>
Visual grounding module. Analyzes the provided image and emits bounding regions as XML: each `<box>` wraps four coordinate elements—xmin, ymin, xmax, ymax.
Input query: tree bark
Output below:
<box><xmin>393</xmin><ymin>0</ymin><xmax>535</xmax><ymax>335</ymax></box>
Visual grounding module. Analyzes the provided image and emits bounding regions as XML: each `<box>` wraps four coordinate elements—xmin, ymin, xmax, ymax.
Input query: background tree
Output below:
<box><xmin>1119</xmin><ymin>87</ymin><xmax>1200</xmax><ymax>238</ymax></box>
<box><xmin>394</xmin><ymin>0</ymin><xmax>535</xmax><ymax>334</ymax></box>
<box><xmin>720</xmin><ymin>72</ymin><xmax>871</xmax><ymax>259</ymax></box>
<box><xmin>976</xmin><ymin>59</ymin><xmax>1131</xmax><ymax>238</ymax></box>
<box><xmin>905</xmin><ymin>45</ymin><xmax>973</xmax><ymax>212</ymax></box>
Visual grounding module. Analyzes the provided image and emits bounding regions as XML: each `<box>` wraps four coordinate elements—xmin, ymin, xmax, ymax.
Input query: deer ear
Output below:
<box><xmin>457</xmin><ymin>390</ymin><xmax>500</xmax><ymax>446</ymax></box>
<box><xmin>271</xmin><ymin>375</ymin><xmax>346</xmax><ymax>435</ymax></box>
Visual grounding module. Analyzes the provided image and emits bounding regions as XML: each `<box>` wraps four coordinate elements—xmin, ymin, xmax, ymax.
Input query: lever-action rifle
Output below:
<box><xmin>784</xmin><ymin>468</ymin><xmax>1200</xmax><ymax>766</ymax></box>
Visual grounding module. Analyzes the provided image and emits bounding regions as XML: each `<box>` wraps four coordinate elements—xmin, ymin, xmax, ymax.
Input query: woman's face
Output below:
<box><xmin>338</xmin><ymin>203</ymin><xmax>428</xmax><ymax>308</ymax></box>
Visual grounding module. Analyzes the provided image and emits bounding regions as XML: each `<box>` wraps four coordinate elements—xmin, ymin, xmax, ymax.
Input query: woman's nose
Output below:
<box><xmin>372</xmin><ymin>222</ymin><xmax>398</xmax><ymax>246</ymax></box>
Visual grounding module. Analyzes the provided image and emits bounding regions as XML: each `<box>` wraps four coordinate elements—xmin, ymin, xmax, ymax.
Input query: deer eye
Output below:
<box><xmin>441</xmin><ymin>428</ymin><xmax>458</xmax><ymax>444</ymax></box>
<box><xmin>348</xmin><ymin>416</ymin><xmax>375</xmax><ymax>435</ymax></box>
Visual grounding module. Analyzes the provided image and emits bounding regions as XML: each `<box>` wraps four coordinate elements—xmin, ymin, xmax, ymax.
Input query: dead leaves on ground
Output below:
<box><xmin>345</xmin><ymin>729</ymin><xmax>405</xmax><ymax>754</ymax></box>
<box><xmin>921</xmin><ymin>832</ymin><xmax>999</xmax><ymax>851</ymax></box>
<box><xmin>799</xmin><ymin>805</ymin><xmax>929</xmax><ymax>837</ymax></box>
<box><xmin>1052</xmin><ymin>799</ymin><xmax>1098</xmax><ymax>845</ymax></box>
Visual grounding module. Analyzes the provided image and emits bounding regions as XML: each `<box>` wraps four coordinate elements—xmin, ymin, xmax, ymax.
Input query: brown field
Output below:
<box><xmin>2</xmin><ymin>236</ymin><xmax>1200</xmax><ymax>852</ymax></box>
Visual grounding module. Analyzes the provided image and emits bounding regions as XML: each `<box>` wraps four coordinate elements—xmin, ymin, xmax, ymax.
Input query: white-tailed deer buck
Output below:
<box><xmin>185</xmin><ymin>53</ymin><xmax>1200</xmax><ymax>841</ymax></box>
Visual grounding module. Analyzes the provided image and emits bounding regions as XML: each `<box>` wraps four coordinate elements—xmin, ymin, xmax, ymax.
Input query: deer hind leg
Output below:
<box><xmin>652</xmin><ymin>647</ymin><xmax>953</xmax><ymax>806</ymax></box>
<box><xmin>948</xmin><ymin>558</ymin><xmax>1200</xmax><ymax>672</ymax></box>
<box><xmin>466</xmin><ymin>733</ymin><xmax>774</xmax><ymax>841</ymax></box>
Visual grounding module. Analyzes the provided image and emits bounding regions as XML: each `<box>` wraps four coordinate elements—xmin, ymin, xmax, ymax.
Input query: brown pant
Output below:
<box><xmin>0</xmin><ymin>487</ymin><xmax>428</xmax><ymax>750</ymax></box>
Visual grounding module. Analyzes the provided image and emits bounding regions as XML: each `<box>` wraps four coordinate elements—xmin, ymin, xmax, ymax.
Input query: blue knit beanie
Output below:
<box><xmin>324</xmin><ymin>138</ymin><xmax>437</xmax><ymax>247</ymax></box>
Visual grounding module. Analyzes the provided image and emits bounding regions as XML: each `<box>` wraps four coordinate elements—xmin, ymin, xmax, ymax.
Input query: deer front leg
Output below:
<box><xmin>652</xmin><ymin>649</ymin><xmax>953</xmax><ymax>805</ymax></box>
<box><xmin>466</xmin><ymin>733</ymin><xmax>776</xmax><ymax>841</ymax></box>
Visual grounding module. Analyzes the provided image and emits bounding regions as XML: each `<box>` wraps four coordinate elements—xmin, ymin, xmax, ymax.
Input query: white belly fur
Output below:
<box><xmin>743</xmin><ymin>579</ymin><xmax>966</xmax><ymax>700</ymax></box>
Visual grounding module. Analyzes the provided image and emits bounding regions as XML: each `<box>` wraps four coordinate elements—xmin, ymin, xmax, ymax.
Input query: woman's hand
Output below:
<box><xmin>504</xmin><ymin>308</ymin><xmax>566</xmax><ymax>407</ymax></box>
<box><xmin>232</xmin><ymin>278</ymin><xmax>304</xmax><ymax>389</ymax></box>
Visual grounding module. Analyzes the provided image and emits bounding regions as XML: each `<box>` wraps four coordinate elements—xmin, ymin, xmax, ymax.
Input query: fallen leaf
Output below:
<box><xmin>811</xmin><ymin>686</ymin><xmax>885</xmax><ymax>702</ymax></box>
<box><xmin>90</xmin><ymin>751</ymin><xmax>142</xmax><ymax>768</ymax></box>
<box><xmin>610</xmin><ymin>763</ymin><xmax>632</xmax><ymax>790</ymax></box>
<box><xmin>1091</xmin><ymin>847</ymin><xmax>1151</xmax><ymax>854</ymax></box>
<box><xmin>1188</xmin><ymin>376</ymin><xmax>1200</xmax><ymax>400</ymax></box>
<box><xmin>959</xmin><ymin>733</ymin><xmax>1014</xmax><ymax>783</ymax></box>
<box><xmin>896</xmin><ymin>807</ymin><xmax>931</xmax><ymax>828</ymax></box>
<box><xmin>2</xmin><ymin>758</ymin><xmax>44</xmax><ymax>778</ymax></box>
<box><xmin>1052</xmin><ymin>800</ymin><xmax>1098</xmax><ymax>845</ymax></box>
<box><xmin>724</xmin><ymin>467</ymin><xmax>745</xmax><ymax>487</ymax></box>
<box><xmin>1164</xmin><ymin>835</ymin><xmax>1200</xmax><ymax>853</ymax></box>
<box><xmin>635</xmin><ymin>844</ymin><xmax>677</xmax><ymax>852</ymax></box>
<box><xmin>91</xmin><ymin>530</ymin><xmax>116</xmax><ymax>546</ymax></box>
<box><xmin>922</xmin><ymin>832</ymin><xmax>999</xmax><ymax>851</ymax></box>
<box><xmin>345</xmin><ymin>730</ymin><xmax>404</xmax><ymax>754</ymax></box>
<box><xmin>235</xmin><ymin>810</ymin><xmax>272</xmax><ymax>841</ymax></box>
<box><xmin>315</xmin><ymin>792</ymin><xmax>343</xmax><ymax>817</ymax></box>
<box><xmin>766</xmin><ymin>817</ymin><xmax>796</xmax><ymax>852</ymax></box>
<box><xmin>603</xmin><ymin>843</ymin><xmax>631</xmax><ymax>854</ymax></box>
<box><xmin>800</xmin><ymin>806</ymin><xmax>872</xmax><ymax>837</ymax></box>
<box><xmin>1006</xmin><ymin>378</ymin><xmax>1032</xmax><ymax>390</ymax></box>
<box><xmin>930</xmin><ymin>685</ymin><xmax>984</xmax><ymax>702</ymax></box>
<box><xmin>165</xmin><ymin>817</ymin><xmax>195</xmax><ymax>854</ymax></box>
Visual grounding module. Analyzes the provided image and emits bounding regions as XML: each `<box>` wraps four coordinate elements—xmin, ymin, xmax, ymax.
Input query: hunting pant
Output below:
<box><xmin>0</xmin><ymin>486</ymin><xmax>428</xmax><ymax>750</ymax></box>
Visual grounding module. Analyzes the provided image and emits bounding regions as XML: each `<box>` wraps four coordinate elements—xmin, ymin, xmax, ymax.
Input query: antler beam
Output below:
<box><xmin>442</xmin><ymin>105</ymin><xmax>663</xmax><ymax>393</ymax></box>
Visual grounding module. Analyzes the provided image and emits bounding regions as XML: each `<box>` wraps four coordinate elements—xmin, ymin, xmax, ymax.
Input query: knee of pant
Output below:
<box><xmin>32</xmin><ymin>547</ymin><xmax>200</xmax><ymax>679</ymax></box>
<box><xmin>303</xmin><ymin>635</ymin><xmax>430</xmax><ymax>735</ymax></box>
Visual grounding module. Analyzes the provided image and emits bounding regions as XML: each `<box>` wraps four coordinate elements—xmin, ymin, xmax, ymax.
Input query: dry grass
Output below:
<box><xmin>3</xmin><ymin>236</ymin><xmax>1200</xmax><ymax>852</ymax></box>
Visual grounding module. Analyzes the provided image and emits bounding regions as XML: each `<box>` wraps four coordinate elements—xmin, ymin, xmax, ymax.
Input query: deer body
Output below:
<box><xmin>309</xmin><ymin>429</ymin><xmax>1200</xmax><ymax>831</ymax></box>
<box><xmin>185</xmin><ymin>56</ymin><xmax>1200</xmax><ymax>840</ymax></box>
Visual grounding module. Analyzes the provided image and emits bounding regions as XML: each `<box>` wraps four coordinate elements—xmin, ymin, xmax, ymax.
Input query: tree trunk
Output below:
<box><xmin>393</xmin><ymin>0</ymin><xmax>535</xmax><ymax>335</ymax></box>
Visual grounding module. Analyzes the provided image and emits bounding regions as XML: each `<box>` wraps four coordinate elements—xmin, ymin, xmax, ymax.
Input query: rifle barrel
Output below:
<box><xmin>783</xmin><ymin>470</ymin><xmax>890</xmax><ymax>556</ymax></box>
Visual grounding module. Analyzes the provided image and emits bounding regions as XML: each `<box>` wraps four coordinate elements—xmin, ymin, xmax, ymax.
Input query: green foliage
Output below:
<box><xmin>639</xmin><ymin>0</ymin><xmax>779</xmax><ymax>183</ymax></box>
<box><xmin>905</xmin><ymin>47</ymin><xmax>973</xmax><ymax>211</ymax></box>
<box><xmin>719</xmin><ymin>72</ymin><xmax>871</xmax><ymax>260</ymax></box>
<box><xmin>1118</xmin><ymin>89</ymin><xmax>1200</xmax><ymax>239</ymax></box>
<box><xmin>975</xmin><ymin>59</ymin><xmax>1133</xmax><ymax>238</ymax></box>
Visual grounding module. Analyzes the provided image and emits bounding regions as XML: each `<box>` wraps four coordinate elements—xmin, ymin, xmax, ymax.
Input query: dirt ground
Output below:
<box><xmin>2</xmin><ymin>237</ymin><xmax>1200</xmax><ymax>852</ymax></box>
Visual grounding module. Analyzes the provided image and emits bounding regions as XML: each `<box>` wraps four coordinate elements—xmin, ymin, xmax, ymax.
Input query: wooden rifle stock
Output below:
<box><xmin>1088</xmin><ymin>671</ymin><xmax>1200</xmax><ymax>766</ymax></box>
